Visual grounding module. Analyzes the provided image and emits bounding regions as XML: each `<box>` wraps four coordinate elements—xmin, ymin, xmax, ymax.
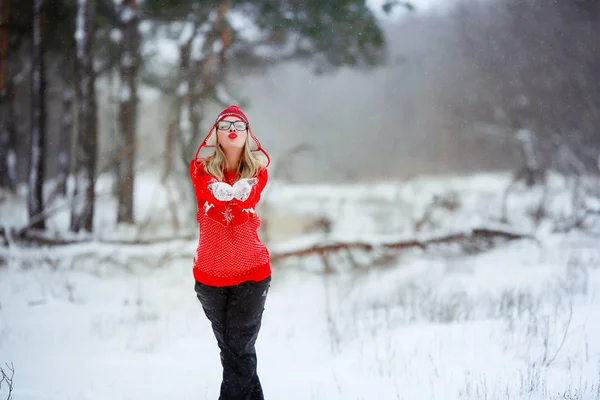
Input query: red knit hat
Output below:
<box><xmin>194</xmin><ymin>105</ymin><xmax>270</xmax><ymax>166</ymax></box>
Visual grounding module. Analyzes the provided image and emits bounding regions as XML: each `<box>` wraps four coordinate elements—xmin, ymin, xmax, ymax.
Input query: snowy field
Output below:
<box><xmin>1</xmin><ymin>170</ymin><xmax>600</xmax><ymax>400</ymax></box>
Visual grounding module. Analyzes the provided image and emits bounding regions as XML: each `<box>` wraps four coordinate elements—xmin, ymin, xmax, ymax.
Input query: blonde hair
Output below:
<box><xmin>202</xmin><ymin>136</ymin><xmax>266</xmax><ymax>182</ymax></box>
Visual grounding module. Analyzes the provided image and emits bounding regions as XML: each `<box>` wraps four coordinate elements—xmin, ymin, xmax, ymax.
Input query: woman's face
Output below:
<box><xmin>216</xmin><ymin>116</ymin><xmax>248</xmax><ymax>152</ymax></box>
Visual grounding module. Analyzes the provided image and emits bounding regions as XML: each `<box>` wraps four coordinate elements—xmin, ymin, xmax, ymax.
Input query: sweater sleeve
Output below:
<box><xmin>232</xmin><ymin>167</ymin><xmax>268</xmax><ymax>209</ymax></box>
<box><xmin>189</xmin><ymin>159</ymin><xmax>228</xmax><ymax>206</ymax></box>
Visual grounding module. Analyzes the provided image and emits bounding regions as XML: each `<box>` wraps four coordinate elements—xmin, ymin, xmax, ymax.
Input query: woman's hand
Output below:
<box><xmin>232</xmin><ymin>178</ymin><xmax>259</xmax><ymax>202</ymax></box>
<box><xmin>208</xmin><ymin>182</ymin><xmax>235</xmax><ymax>201</ymax></box>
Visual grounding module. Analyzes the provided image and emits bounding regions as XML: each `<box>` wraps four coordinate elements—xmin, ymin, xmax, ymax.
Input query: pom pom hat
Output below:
<box><xmin>194</xmin><ymin>104</ymin><xmax>270</xmax><ymax>166</ymax></box>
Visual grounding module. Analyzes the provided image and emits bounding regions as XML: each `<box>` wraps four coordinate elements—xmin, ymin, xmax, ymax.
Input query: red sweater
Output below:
<box><xmin>189</xmin><ymin>159</ymin><xmax>271</xmax><ymax>287</ymax></box>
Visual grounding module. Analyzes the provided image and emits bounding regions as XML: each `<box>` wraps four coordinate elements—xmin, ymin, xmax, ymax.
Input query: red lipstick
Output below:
<box><xmin>228</xmin><ymin>133</ymin><xmax>237</xmax><ymax>139</ymax></box>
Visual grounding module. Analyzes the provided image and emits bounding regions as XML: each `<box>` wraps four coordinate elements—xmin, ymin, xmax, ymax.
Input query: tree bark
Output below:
<box><xmin>71</xmin><ymin>0</ymin><xmax>97</xmax><ymax>233</ymax></box>
<box><xmin>57</xmin><ymin>70</ymin><xmax>74</xmax><ymax>197</ymax></box>
<box><xmin>29</xmin><ymin>0</ymin><xmax>46</xmax><ymax>230</ymax></box>
<box><xmin>0</xmin><ymin>0</ymin><xmax>17</xmax><ymax>192</ymax></box>
<box><xmin>0</xmin><ymin>80</ymin><xmax>17</xmax><ymax>192</ymax></box>
<box><xmin>174</xmin><ymin>15</ymin><xmax>196</xmax><ymax>165</ymax></box>
<box><xmin>0</xmin><ymin>0</ymin><xmax>7</xmax><ymax>92</ymax></box>
<box><xmin>116</xmin><ymin>0</ymin><xmax>140</xmax><ymax>224</ymax></box>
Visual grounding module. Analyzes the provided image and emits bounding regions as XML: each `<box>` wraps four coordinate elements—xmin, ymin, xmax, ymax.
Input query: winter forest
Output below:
<box><xmin>1</xmin><ymin>0</ymin><xmax>600</xmax><ymax>398</ymax></box>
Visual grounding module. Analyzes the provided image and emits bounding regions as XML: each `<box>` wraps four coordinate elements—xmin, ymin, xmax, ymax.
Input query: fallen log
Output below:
<box><xmin>270</xmin><ymin>226</ymin><xmax>537</xmax><ymax>270</ymax></box>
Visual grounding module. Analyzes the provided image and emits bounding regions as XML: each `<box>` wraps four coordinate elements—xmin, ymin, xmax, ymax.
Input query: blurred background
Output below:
<box><xmin>1</xmin><ymin>0</ymin><xmax>598</xmax><ymax>214</ymax></box>
<box><xmin>1</xmin><ymin>0</ymin><xmax>600</xmax><ymax>399</ymax></box>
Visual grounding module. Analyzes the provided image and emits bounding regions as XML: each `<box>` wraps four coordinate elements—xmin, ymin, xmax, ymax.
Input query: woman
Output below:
<box><xmin>189</xmin><ymin>105</ymin><xmax>272</xmax><ymax>400</ymax></box>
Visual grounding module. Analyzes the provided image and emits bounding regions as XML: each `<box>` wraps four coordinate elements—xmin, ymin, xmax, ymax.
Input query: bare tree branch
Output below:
<box><xmin>543</xmin><ymin>293</ymin><xmax>574</xmax><ymax>367</ymax></box>
<box><xmin>0</xmin><ymin>362</ymin><xmax>14</xmax><ymax>400</ymax></box>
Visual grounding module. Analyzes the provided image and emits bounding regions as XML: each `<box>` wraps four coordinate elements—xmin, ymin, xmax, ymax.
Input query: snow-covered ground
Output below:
<box><xmin>1</xmin><ymin>170</ymin><xmax>599</xmax><ymax>399</ymax></box>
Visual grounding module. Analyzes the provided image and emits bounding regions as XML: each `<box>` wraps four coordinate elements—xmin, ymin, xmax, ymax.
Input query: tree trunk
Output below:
<box><xmin>186</xmin><ymin>53</ymin><xmax>202</xmax><ymax>162</ymax></box>
<box><xmin>0</xmin><ymin>0</ymin><xmax>7</xmax><ymax>92</ymax></box>
<box><xmin>70</xmin><ymin>0</ymin><xmax>97</xmax><ymax>233</ymax></box>
<box><xmin>0</xmin><ymin>80</ymin><xmax>17</xmax><ymax>192</ymax></box>
<box><xmin>29</xmin><ymin>0</ymin><xmax>46</xmax><ymax>230</ymax></box>
<box><xmin>57</xmin><ymin>69</ymin><xmax>74</xmax><ymax>197</ymax></box>
<box><xmin>0</xmin><ymin>0</ymin><xmax>16</xmax><ymax>192</ymax></box>
<box><xmin>175</xmin><ymin>16</ymin><xmax>195</xmax><ymax>164</ymax></box>
<box><xmin>116</xmin><ymin>0</ymin><xmax>140</xmax><ymax>224</ymax></box>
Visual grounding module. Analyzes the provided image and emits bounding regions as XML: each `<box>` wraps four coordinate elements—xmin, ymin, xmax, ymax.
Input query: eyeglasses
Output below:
<box><xmin>216</xmin><ymin>120</ymin><xmax>248</xmax><ymax>131</ymax></box>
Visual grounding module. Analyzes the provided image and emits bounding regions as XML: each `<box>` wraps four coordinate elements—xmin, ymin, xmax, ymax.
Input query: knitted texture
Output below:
<box><xmin>190</xmin><ymin>160</ymin><xmax>271</xmax><ymax>287</ymax></box>
<box><xmin>217</xmin><ymin>105</ymin><xmax>250</xmax><ymax>123</ymax></box>
<box><xmin>194</xmin><ymin>104</ymin><xmax>271</xmax><ymax>167</ymax></box>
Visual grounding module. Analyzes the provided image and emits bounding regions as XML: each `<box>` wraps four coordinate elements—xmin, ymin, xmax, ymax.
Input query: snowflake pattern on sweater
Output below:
<box><xmin>222</xmin><ymin>206</ymin><xmax>234</xmax><ymax>224</ymax></box>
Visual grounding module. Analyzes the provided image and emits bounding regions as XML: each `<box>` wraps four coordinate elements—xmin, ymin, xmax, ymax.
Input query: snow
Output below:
<box><xmin>7</xmin><ymin>149</ymin><xmax>16</xmax><ymax>171</ymax></box>
<box><xmin>190</xmin><ymin>34</ymin><xmax>206</xmax><ymax>62</ymax></box>
<box><xmin>70</xmin><ymin>169</ymin><xmax>93</xmax><ymax>223</ymax></box>
<box><xmin>251</xmin><ymin>32</ymin><xmax>299</xmax><ymax>60</ymax></box>
<box><xmin>119</xmin><ymin>85</ymin><xmax>131</xmax><ymax>102</ymax></box>
<box><xmin>144</xmin><ymin>37</ymin><xmax>179</xmax><ymax>66</ymax></box>
<box><xmin>226</xmin><ymin>9</ymin><xmax>263</xmax><ymax>42</ymax></box>
<box><xmin>178</xmin><ymin>21</ymin><xmax>195</xmax><ymax>45</ymax></box>
<box><xmin>75</xmin><ymin>0</ymin><xmax>86</xmax><ymax>58</ymax></box>
<box><xmin>138</xmin><ymin>20</ymin><xmax>152</xmax><ymax>35</ymax></box>
<box><xmin>176</xmin><ymin>82</ymin><xmax>188</xmax><ymax>97</ymax></box>
<box><xmin>367</xmin><ymin>0</ymin><xmax>459</xmax><ymax>20</ymax></box>
<box><xmin>1</xmin><ymin>171</ymin><xmax>600</xmax><ymax>399</ymax></box>
<box><xmin>212</xmin><ymin>39</ymin><xmax>223</xmax><ymax>54</ymax></box>
<box><xmin>121</xmin><ymin>52</ymin><xmax>135</xmax><ymax>68</ymax></box>
<box><xmin>119</xmin><ymin>5</ymin><xmax>137</xmax><ymax>24</ymax></box>
<box><xmin>179</xmin><ymin>106</ymin><xmax>191</xmax><ymax>144</ymax></box>
<box><xmin>109</xmin><ymin>28</ymin><xmax>123</xmax><ymax>44</ymax></box>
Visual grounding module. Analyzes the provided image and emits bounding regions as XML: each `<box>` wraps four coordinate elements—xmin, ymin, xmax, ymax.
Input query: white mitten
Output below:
<box><xmin>208</xmin><ymin>182</ymin><xmax>235</xmax><ymax>201</ymax></box>
<box><xmin>232</xmin><ymin>178</ymin><xmax>258</xmax><ymax>201</ymax></box>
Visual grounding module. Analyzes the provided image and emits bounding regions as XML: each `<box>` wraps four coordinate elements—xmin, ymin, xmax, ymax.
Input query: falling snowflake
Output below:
<box><xmin>222</xmin><ymin>206</ymin><xmax>234</xmax><ymax>224</ymax></box>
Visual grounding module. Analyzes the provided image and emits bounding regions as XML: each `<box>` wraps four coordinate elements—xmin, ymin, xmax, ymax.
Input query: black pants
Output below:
<box><xmin>195</xmin><ymin>276</ymin><xmax>271</xmax><ymax>400</ymax></box>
